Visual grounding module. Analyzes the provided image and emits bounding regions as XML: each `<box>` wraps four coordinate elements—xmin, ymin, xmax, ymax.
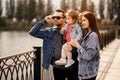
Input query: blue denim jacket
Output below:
<box><xmin>29</xmin><ymin>19</ymin><xmax>62</xmax><ymax>69</ymax></box>
<box><xmin>77</xmin><ymin>31</ymin><xmax>100</xmax><ymax>79</ymax></box>
<box><xmin>64</xmin><ymin>23</ymin><xmax>83</xmax><ymax>40</ymax></box>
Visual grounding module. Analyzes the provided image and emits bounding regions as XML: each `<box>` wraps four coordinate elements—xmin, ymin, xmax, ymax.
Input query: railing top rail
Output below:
<box><xmin>0</xmin><ymin>49</ymin><xmax>36</xmax><ymax>60</ymax></box>
<box><xmin>0</xmin><ymin>49</ymin><xmax>37</xmax><ymax>80</ymax></box>
<box><xmin>0</xmin><ymin>49</ymin><xmax>37</xmax><ymax>71</ymax></box>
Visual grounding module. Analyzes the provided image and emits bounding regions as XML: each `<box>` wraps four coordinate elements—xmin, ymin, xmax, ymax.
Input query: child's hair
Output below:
<box><xmin>78</xmin><ymin>13</ymin><xmax>82</xmax><ymax>21</ymax></box>
<box><xmin>78</xmin><ymin>13</ymin><xmax>82</xmax><ymax>25</ymax></box>
<box><xmin>66</xmin><ymin>10</ymin><xmax>79</xmax><ymax>23</ymax></box>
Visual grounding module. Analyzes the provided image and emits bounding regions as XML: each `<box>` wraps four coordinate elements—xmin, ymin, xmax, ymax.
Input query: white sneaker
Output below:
<box><xmin>65</xmin><ymin>59</ymin><xmax>75</xmax><ymax>67</ymax></box>
<box><xmin>55</xmin><ymin>58</ymin><xmax>67</xmax><ymax>65</ymax></box>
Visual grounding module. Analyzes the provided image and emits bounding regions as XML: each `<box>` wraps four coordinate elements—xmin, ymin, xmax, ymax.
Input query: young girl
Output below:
<box><xmin>55</xmin><ymin>10</ymin><xmax>83</xmax><ymax>67</ymax></box>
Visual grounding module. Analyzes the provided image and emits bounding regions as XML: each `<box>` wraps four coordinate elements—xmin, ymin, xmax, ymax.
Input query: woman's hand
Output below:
<box><xmin>70</xmin><ymin>39</ymin><xmax>80</xmax><ymax>48</ymax></box>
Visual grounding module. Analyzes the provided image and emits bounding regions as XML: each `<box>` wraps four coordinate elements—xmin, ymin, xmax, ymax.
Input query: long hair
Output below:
<box><xmin>82</xmin><ymin>11</ymin><xmax>102</xmax><ymax>44</ymax></box>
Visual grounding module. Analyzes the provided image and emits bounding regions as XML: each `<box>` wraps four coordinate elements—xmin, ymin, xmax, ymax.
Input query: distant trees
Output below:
<box><xmin>0</xmin><ymin>0</ymin><xmax>7</xmax><ymax>27</ymax></box>
<box><xmin>5</xmin><ymin>0</ymin><xmax>52</xmax><ymax>25</ymax></box>
<box><xmin>60</xmin><ymin>0</ymin><xmax>68</xmax><ymax>11</ymax></box>
<box><xmin>88</xmin><ymin>0</ymin><xmax>95</xmax><ymax>13</ymax></box>
<box><xmin>36</xmin><ymin>0</ymin><xmax>45</xmax><ymax>21</ymax></box>
<box><xmin>16</xmin><ymin>0</ymin><xmax>23</xmax><ymax>21</ymax></box>
<box><xmin>3</xmin><ymin>0</ymin><xmax>51</xmax><ymax>27</ymax></box>
<box><xmin>28</xmin><ymin>0</ymin><xmax>36</xmax><ymax>22</ymax></box>
<box><xmin>108</xmin><ymin>0</ymin><xmax>120</xmax><ymax>25</ymax></box>
<box><xmin>22</xmin><ymin>0</ymin><xmax>28</xmax><ymax>21</ymax></box>
<box><xmin>6</xmin><ymin>0</ymin><xmax>15</xmax><ymax>20</ymax></box>
<box><xmin>0</xmin><ymin>0</ymin><xmax>2</xmax><ymax>16</ymax></box>
<box><xmin>45</xmin><ymin>0</ymin><xmax>53</xmax><ymax>16</ymax></box>
<box><xmin>60</xmin><ymin>0</ymin><xmax>95</xmax><ymax>13</ymax></box>
<box><xmin>80</xmin><ymin>0</ymin><xmax>95</xmax><ymax>13</ymax></box>
<box><xmin>80</xmin><ymin>0</ymin><xmax>87</xmax><ymax>12</ymax></box>
<box><xmin>99</xmin><ymin>0</ymin><xmax>104</xmax><ymax>19</ymax></box>
<box><xmin>1</xmin><ymin>0</ymin><xmax>120</xmax><ymax>27</ymax></box>
<box><xmin>71</xmin><ymin>0</ymin><xmax>77</xmax><ymax>10</ymax></box>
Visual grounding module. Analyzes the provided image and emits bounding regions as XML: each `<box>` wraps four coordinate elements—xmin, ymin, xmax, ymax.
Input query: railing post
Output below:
<box><xmin>116</xmin><ymin>28</ymin><xmax>119</xmax><ymax>39</ymax></box>
<box><xmin>33</xmin><ymin>47</ymin><xmax>41</xmax><ymax>80</ymax></box>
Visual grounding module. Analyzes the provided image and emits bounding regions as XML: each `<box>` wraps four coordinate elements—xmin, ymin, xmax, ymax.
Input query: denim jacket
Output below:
<box><xmin>29</xmin><ymin>19</ymin><xmax>63</xmax><ymax>69</ymax></box>
<box><xmin>64</xmin><ymin>23</ymin><xmax>83</xmax><ymax>40</ymax></box>
<box><xmin>77</xmin><ymin>30</ymin><xmax>100</xmax><ymax>79</ymax></box>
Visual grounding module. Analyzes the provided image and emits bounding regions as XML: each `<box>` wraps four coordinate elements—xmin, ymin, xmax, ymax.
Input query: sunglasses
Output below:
<box><xmin>52</xmin><ymin>16</ymin><xmax>63</xmax><ymax>20</ymax></box>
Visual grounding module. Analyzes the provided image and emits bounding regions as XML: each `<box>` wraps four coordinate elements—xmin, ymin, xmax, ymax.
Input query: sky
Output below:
<box><xmin>1</xmin><ymin>0</ymin><xmax>106</xmax><ymax>18</ymax></box>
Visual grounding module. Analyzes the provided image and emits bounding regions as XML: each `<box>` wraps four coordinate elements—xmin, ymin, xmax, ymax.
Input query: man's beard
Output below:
<box><xmin>54</xmin><ymin>23</ymin><xmax>62</xmax><ymax>29</ymax></box>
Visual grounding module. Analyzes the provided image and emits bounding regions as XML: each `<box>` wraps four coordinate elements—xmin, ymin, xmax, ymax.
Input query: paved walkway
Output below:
<box><xmin>97</xmin><ymin>39</ymin><xmax>120</xmax><ymax>80</ymax></box>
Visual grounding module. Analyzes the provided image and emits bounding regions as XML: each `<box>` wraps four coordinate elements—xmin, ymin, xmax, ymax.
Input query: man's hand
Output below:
<box><xmin>45</xmin><ymin>15</ymin><xmax>53</xmax><ymax>23</ymax></box>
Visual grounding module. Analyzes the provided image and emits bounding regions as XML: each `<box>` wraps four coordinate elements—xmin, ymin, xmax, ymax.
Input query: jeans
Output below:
<box><xmin>53</xmin><ymin>65</ymin><xmax>78</xmax><ymax>80</ymax></box>
<box><xmin>81</xmin><ymin>76</ymin><xmax>96</xmax><ymax>80</ymax></box>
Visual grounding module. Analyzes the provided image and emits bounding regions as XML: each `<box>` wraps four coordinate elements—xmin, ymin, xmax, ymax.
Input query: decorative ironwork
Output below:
<box><xmin>0</xmin><ymin>49</ymin><xmax>36</xmax><ymax>80</ymax></box>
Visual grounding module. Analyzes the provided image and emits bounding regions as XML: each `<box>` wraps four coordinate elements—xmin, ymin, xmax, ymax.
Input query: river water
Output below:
<box><xmin>0</xmin><ymin>31</ymin><xmax>43</xmax><ymax>58</ymax></box>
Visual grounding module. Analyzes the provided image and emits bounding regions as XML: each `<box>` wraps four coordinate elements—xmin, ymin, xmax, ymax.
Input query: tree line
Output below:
<box><xmin>0</xmin><ymin>0</ymin><xmax>120</xmax><ymax>28</ymax></box>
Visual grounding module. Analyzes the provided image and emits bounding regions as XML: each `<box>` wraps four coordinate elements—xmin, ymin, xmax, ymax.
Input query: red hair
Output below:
<box><xmin>66</xmin><ymin>10</ymin><xmax>79</xmax><ymax>23</ymax></box>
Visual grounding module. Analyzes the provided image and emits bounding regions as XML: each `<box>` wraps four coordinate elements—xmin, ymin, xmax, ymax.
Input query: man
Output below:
<box><xmin>29</xmin><ymin>9</ymin><xmax>78</xmax><ymax>80</ymax></box>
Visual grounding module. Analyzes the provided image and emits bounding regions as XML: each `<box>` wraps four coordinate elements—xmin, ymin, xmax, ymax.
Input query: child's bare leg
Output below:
<box><xmin>65</xmin><ymin>42</ymin><xmax>72</xmax><ymax>60</ymax></box>
<box><xmin>55</xmin><ymin>43</ymin><xmax>67</xmax><ymax>65</ymax></box>
<box><xmin>61</xmin><ymin>43</ymin><xmax>67</xmax><ymax>59</ymax></box>
<box><xmin>65</xmin><ymin>44</ymin><xmax>75</xmax><ymax>67</ymax></box>
<box><xmin>66</xmin><ymin>51</ymin><xmax>72</xmax><ymax>61</ymax></box>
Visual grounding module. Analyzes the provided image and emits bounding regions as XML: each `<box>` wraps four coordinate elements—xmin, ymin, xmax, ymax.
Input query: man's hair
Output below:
<box><xmin>55</xmin><ymin>9</ymin><xmax>66</xmax><ymax>18</ymax></box>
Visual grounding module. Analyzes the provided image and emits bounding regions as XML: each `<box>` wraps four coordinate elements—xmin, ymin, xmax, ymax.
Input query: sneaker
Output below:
<box><xmin>55</xmin><ymin>58</ymin><xmax>67</xmax><ymax>65</ymax></box>
<box><xmin>65</xmin><ymin>59</ymin><xmax>75</xmax><ymax>67</ymax></box>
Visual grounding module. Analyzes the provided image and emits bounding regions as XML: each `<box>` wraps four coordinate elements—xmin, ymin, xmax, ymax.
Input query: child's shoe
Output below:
<box><xmin>55</xmin><ymin>58</ymin><xmax>67</xmax><ymax>65</ymax></box>
<box><xmin>65</xmin><ymin>59</ymin><xmax>75</xmax><ymax>67</ymax></box>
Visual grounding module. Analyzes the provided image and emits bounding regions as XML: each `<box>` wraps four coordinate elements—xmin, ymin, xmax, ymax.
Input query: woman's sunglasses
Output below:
<box><xmin>52</xmin><ymin>16</ymin><xmax>63</xmax><ymax>20</ymax></box>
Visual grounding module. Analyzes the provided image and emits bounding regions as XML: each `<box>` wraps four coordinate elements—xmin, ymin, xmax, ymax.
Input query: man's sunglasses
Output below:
<box><xmin>52</xmin><ymin>16</ymin><xmax>64</xmax><ymax>20</ymax></box>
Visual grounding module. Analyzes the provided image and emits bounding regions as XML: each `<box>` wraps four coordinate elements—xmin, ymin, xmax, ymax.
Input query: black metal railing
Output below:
<box><xmin>100</xmin><ymin>30</ymin><xmax>116</xmax><ymax>50</ymax></box>
<box><xmin>0</xmin><ymin>50</ymin><xmax>35</xmax><ymax>80</ymax></box>
<box><xmin>0</xmin><ymin>47</ymin><xmax>42</xmax><ymax>80</ymax></box>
